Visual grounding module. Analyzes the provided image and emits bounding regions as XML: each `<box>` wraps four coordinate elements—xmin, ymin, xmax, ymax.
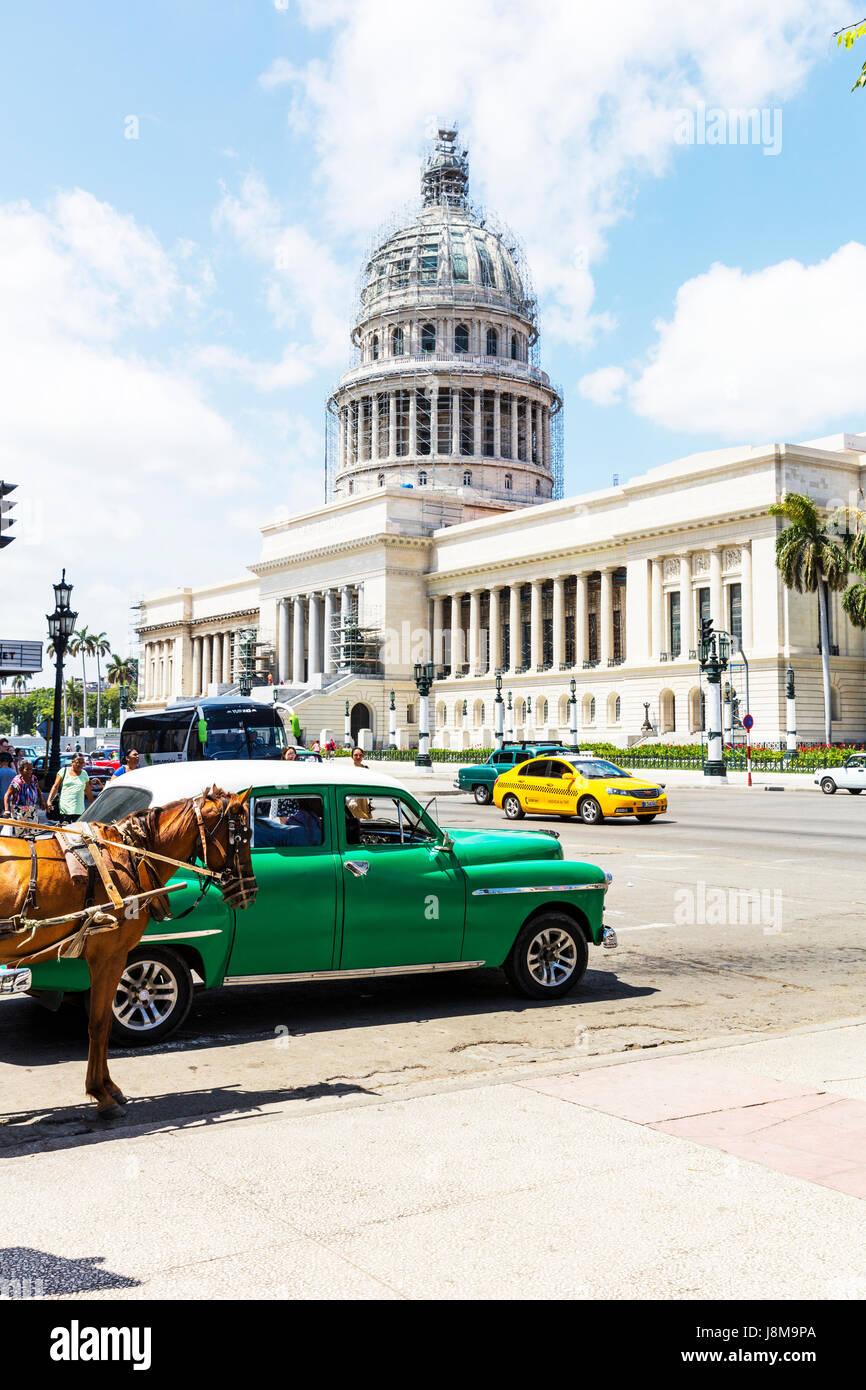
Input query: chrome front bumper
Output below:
<box><xmin>601</xmin><ymin>926</ymin><xmax>618</xmax><ymax>950</ymax></box>
<box><xmin>0</xmin><ymin>967</ymin><xmax>32</xmax><ymax>998</ymax></box>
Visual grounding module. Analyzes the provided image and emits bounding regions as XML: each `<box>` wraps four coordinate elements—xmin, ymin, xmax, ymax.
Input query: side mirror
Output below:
<box><xmin>431</xmin><ymin>830</ymin><xmax>454</xmax><ymax>855</ymax></box>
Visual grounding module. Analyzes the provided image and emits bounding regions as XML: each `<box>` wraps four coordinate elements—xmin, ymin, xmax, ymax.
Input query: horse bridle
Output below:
<box><xmin>191</xmin><ymin>794</ymin><xmax>255</xmax><ymax>909</ymax></box>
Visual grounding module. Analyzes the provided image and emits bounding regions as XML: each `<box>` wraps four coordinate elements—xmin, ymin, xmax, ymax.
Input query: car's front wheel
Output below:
<box><xmin>504</xmin><ymin>913</ymin><xmax>589</xmax><ymax>999</ymax></box>
<box><xmin>109</xmin><ymin>947</ymin><xmax>194</xmax><ymax>1046</ymax></box>
<box><xmin>473</xmin><ymin>783</ymin><xmax>492</xmax><ymax>805</ymax></box>
<box><xmin>502</xmin><ymin>793</ymin><xmax>525</xmax><ymax>820</ymax></box>
<box><xmin>821</xmin><ymin>777</ymin><xmax>837</xmax><ymax>795</ymax></box>
<box><xmin>849</xmin><ymin>788</ymin><xmax>862</xmax><ymax>795</ymax></box>
<box><xmin>579</xmin><ymin>795</ymin><xmax>604</xmax><ymax>825</ymax></box>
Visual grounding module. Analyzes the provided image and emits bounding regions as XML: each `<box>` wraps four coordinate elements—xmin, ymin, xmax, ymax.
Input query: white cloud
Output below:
<box><xmin>578</xmin><ymin>366</ymin><xmax>630</xmax><ymax>407</ymax></box>
<box><xmin>0</xmin><ymin>194</ymin><xmax>264</xmax><ymax>654</ymax></box>
<box><xmin>625</xmin><ymin>243</ymin><xmax>866</xmax><ymax>439</ymax></box>
<box><xmin>270</xmin><ymin>0</ymin><xmax>835</xmax><ymax>345</ymax></box>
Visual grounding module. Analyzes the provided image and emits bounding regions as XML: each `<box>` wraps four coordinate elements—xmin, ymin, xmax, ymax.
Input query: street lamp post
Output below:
<box><xmin>494</xmin><ymin>671</ymin><xmax>504</xmax><ymax>750</ymax></box>
<box><xmin>785</xmin><ymin>665</ymin><xmax>797</xmax><ymax>756</ymax></box>
<box><xmin>344</xmin><ymin>699</ymin><xmax>352</xmax><ymax>749</ymax></box>
<box><xmin>388</xmin><ymin>689</ymin><xmax>397</xmax><ymax>750</ymax></box>
<box><xmin>506</xmin><ymin>690</ymin><xmax>513</xmax><ymax>742</ymax></box>
<box><xmin>568</xmin><ymin>677</ymin><xmax>578</xmax><ymax>749</ymax></box>
<box><xmin>699</xmin><ymin>620</ymin><xmax>729</xmax><ymax>779</ymax></box>
<box><xmin>413</xmin><ymin>661</ymin><xmax>434</xmax><ymax>767</ymax></box>
<box><xmin>461</xmin><ymin>698</ymin><xmax>469</xmax><ymax>746</ymax></box>
<box><xmin>119</xmin><ymin>680</ymin><xmax>130</xmax><ymax>727</ymax></box>
<box><xmin>46</xmin><ymin>569</ymin><xmax>77</xmax><ymax>780</ymax></box>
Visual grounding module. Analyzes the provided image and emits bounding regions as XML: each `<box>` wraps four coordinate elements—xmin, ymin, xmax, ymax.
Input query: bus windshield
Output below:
<box><xmin>199</xmin><ymin>706</ymin><xmax>286</xmax><ymax>760</ymax></box>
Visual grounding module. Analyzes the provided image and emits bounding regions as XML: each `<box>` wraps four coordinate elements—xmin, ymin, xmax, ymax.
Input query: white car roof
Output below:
<box><xmin>104</xmin><ymin>759</ymin><xmax>406</xmax><ymax>807</ymax></box>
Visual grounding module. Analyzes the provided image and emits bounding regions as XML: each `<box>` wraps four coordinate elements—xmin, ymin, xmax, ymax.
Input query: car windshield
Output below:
<box><xmin>79</xmin><ymin>784</ymin><xmax>154</xmax><ymax>823</ymax></box>
<box><xmin>201</xmin><ymin>707</ymin><xmax>287</xmax><ymax>760</ymax></box>
<box><xmin>570</xmin><ymin>759</ymin><xmax>630</xmax><ymax>780</ymax></box>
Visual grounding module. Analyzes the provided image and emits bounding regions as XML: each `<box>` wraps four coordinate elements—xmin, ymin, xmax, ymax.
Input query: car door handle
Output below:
<box><xmin>345</xmin><ymin>860</ymin><xmax>370</xmax><ymax>878</ymax></box>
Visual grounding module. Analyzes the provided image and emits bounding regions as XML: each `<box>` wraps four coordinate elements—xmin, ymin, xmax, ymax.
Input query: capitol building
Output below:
<box><xmin>137</xmin><ymin>129</ymin><xmax>866</xmax><ymax>748</ymax></box>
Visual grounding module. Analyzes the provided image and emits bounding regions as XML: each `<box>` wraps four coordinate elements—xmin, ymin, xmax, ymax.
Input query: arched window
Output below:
<box><xmin>504</xmin><ymin>473</ymin><xmax>513</xmax><ymax>490</ymax></box>
<box><xmin>406</xmin><ymin>703</ymin><xmax>415</xmax><ymax>724</ymax></box>
<box><xmin>511</xmin><ymin>333</ymin><xmax>519</xmax><ymax>360</ymax></box>
<box><xmin>436</xmin><ymin>701</ymin><xmax>447</xmax><ymax>726</ymax></box>
<box><xmin>660</xmin><ymin>689</ymin><xmax>676</xmax><ymax>734</ymax></box>
<box><xmin>453</xmin><ymin>703</ymin><xmax>462</xmax><ymax>728</ymax></box>
<box><xmin>558</xmin><ymin>694</ymin><xmax>570</xmax><ymax>726</ymax></box>
<box><xmin>421</xmin><ymin>322</ymin><xmax>436</xmax><ymax>354</ymax></box>
<box><xmin>535</xmin><ymin>480</ymin><xmax>541</xmax><ymax>495</ymax></box>
<box><xmin>537</xmin><ymin>697</ymin><xmax>548</xmax><ymax>725</ymax></box>
<box><xmin>418</xmin><ymin>470</ymin><xmax>427</xmax><ymax>486</ymax></box>
<box><xmin>454</xmin><ymin>323</ymin><xmax>469</xmax><ymax>354</ymax></box>
<box><xmin>608</xmin><ymin>693</ymin><xmax>621</xmax><ymax>725</ymax></box>
<box><xmin>348</xmin><ymin>480</ymin><xmax>354</xmax><ymax>495</ymax></box>
<box><xmin>377</xmin><ymin>473</ymin><xmax>385</xmax><ymax>487</ymax></box>
<box><xmin>392</xmin><ymin>327</ymin><xmax>404</xmax><ymax>356</ymax></box>
<box><xmin>486</xmin><ymin>327</ymin><xmax>498</xmax><ymax>356</ymax></box>
<box><xmin>831</xmin><ymin>686</ymin><xmax>842</xmax><ymax>722</ymax></box>
<box><xmin>463</xmin><ymin>469</ymin><xmax>472</xmax><ymax>486</ymax></box>
<box><xmin>371</xmin><ymin>334</ymin><xmax>379</xmax><ymax>360</ymax></box>
<box><xmin>474</xmin><ymin>699</ymin><xmax>485</xmax><ymax>726</ymax></box>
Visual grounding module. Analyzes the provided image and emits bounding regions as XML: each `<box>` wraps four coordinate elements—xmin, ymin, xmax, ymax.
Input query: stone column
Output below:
<box><xmin>408</xmin><ymin>387</ymin><xmax>417</xmax><ymax>458</ymax></box>
<box><xmin>510</xmin><ymin>395</ymin><xmax>519</xmax><ymax>461</ymax></box>
<box><xmin>552</xmin><ymin>576</ymin><xmax>565</xmax><ymax>668</ymax></box>
<box><xmin>680</xmin><ymin>557</ymin><xmax>694</xmax><ymax>659</ymax></box>
<box><xmin>488</xmin><ymin>587</ymin><xmax>501</xmax><ymax>673</ymax></box>
<box><xmin>191</xmin><ymin>637</ymin><xmax>202</xmax><ymax>699</ymax></box>
<box><xmin>709</xmin><ymin>548</ymin><xmax>723</xmax><ymax>631</ymax></box>
<box><xmin>543</xmin><ymin>407</ymin><xmax>551</xmax><ymax>470</ymax></box>
<box><xmin>278</xmin><ymin>601</ymin><xmax>290</xmax><ymax>683</ymax></box>
<box><xmin>222</xmin><ymin>631</ymin><xmax>232</xmax><ymax>685</ymax></box>
<box><xmin>339</xmin><ymin>586</ymin><xmax>351</xmax><ymax>669</ymax></box>
<box><xmin>493</xmin><ymin>389</ymin><xmax>502</xmax><ymax>457</ymax></box>
<box><xmin>530</xmin><ymin>579</ymin><xmax>543</xmax><ymax>669</ymax></box>
<box><xmin>473</xmin><ymin>389</ymin><xmax>481</xmax><ymax>457</ymax></box>
<box><xmin>346</xmin><ymin>399</ymin><xmax>356</xmax><ymax>466</ymax></box>
<box><xmin>201</xmin><ymin>635</ymin><xmax>212</xmax><ymax>694</ymax></box>
<box><xmin>449</xmin><ymin>593</ymin><xmax>463</xmax><ymax>671</ymax></box>
<box><xmin>211</xmin><ymin>633</ymin><xmax>222</xmax><ymax>688</ymax></box>
<box><xmin>509</xmin><ymin>584</ymin><xmax>521</xmax><ymax>673</ymax></box>
<box><xmin>651</xmin><ymin>559</ymin><xmax>664</xmax><ymax>659</ymax></box>
<box><xmin>430</xmin><ymin>386</ymin><xmax>439</xmax><ymax>458</ymax></box>
<box><xmin>292</xmin><ymin>597</ymin><xmax>306</xmax><ymax>684</ymax></box>
<box><xmin>432</xmin><ymin>596</ymin><xmax>445</xmax><ymax>666</ymax></box>
<box><xmin>388</xmin><ymin>391</ymin><xmax>397</xmax><ymax>459</ymax></box>
<box><xmin>575</xmin><ymin>574</ymin><xmax>588</xmax><ymax>667</ymax></box>
<box><xmin>740</xmin><ymin>544</ymin><xmax>753</xmax><ymax>652</ymax></box>
<box><xmin>468</xmin><ymin>589</ymin><xmax>481</xmax><ymax>672</ymax></box>
<box><xmin>535</xmin><ymin>402</ymin><xmax>543</xmax><ymax>468</ymax></box>
<box><xmin>323</xmin><ymin>590</ymin><xmax>336</xmax><ymax>674</ymax></box>
<box><xmin>371</xmin><ymin>395</ymin><xmax>379</xmax><ymax>460</ymax></box>
<box><xmin>600</xmin><ymin>569</ymin><xmax>613</xmax><ymax>666</ymax></box>
<box><xmin>308</xmin><ymin>595</ymin><xmax>322</xmax><ymax>679</ymax></box>
<box><xmin>338</xmin><ymin>407</ymin><xmax>347</xmax><ymax>471</ymax></box>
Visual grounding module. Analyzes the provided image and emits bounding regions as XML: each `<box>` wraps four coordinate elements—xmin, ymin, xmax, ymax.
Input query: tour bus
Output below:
<box><xmin>119</xmin><ymin>697</ymin><xmax>287</xmax><ymax>764</ymax></box>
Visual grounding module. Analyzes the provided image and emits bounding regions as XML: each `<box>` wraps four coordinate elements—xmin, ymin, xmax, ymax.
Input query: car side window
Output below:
<box><xmin>491</xmin><ymin>752</ymin><xmax>510</xmax><ymax>765</ymax></box>
<box><xmin>518</xmin><ymin>759</ymin><xmax>546</xmax><ymax>778</ymax></box>
<box><xmin>548</xmin><ymin>760</ymin><xmax>573</xmax><ymax>779</ymax></box>
<box><xmin>252</xmin><ymin>794</ymin><xmax>325</xmax><ymax>849</ymax></box>
<box><xmin>344</xmin><ymin>793</ymin><xmax>435</xmax><ymax>847</ymax></box>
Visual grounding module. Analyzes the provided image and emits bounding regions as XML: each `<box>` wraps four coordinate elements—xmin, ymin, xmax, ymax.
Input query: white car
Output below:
<box><xmin>814</xmin><ymin>753</ymin><xmax>866</xmax><ymax>795</ymax></box>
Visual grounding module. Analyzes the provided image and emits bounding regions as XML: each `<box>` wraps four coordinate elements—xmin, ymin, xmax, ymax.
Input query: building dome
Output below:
<box><xmin>327</xmin><ymin>127</ymin><xmax>562</xmax><ymax>512</ymax></box>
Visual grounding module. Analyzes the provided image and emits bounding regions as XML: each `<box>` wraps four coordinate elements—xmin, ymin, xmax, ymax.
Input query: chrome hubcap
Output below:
<box><xmin>114</xmin><ymin>961</ymin><xmax>178</xmax><ymax>1031</ymax></box>
<box><xmin>527</xmin><ymin>928</ymin><xmax>577</xmax><ymax>987</ymax></box>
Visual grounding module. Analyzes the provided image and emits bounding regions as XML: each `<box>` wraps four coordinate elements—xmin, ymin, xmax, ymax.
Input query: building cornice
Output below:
<box><xmin>138</xmin><ymin>605</ymin><xmax>259</xmax><ymax>636</ymax></box>
<box><xmin>251</xmin><ymin>531</ymin><xmax>432</xmax><ymax>576</ymax></box>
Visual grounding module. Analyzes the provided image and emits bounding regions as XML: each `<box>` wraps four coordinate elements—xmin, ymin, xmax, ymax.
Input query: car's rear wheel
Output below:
<box><xmin>108</xmin><ymin>947</ymin><xmax>193</xmax><ymax>1046</ymax></box>
<box><xmin>502</xmin><ymin>793</ymin><xmax>525</xmax><ymax>820</ymax></box>
<box><xmin>504</xmin><ymin>912</ymin><xmax>588</xmax><ymax>999</ymax></box>
<box><xmin>579</xmin><ymin>796</ymin><xmax>604</xmax><ymax>825</ymax></box>
<box><xmin>473</xmin><ymin>784</ymin><xmax>492</xmax><ymax>805</ymax></box>
<box><xmin>635</xmin><ymin>814</ymin><xmax>657</xmax><ymax>822</ymax></box>
<box><xmin>821</xmin><ymin>778</ymin><xmax>837</xmax><ymax>795</ymax></box>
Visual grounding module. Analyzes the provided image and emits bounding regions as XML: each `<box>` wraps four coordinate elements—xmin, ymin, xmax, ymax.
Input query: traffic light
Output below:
<box><xmin>0</xmin><ymin>481</ymin><xmax>15</xmax><ymax>549</ymax></box>
<box><xmin>699</xmin><ymin>616</ymin><xmax>714</xmax><ymax>646</ymax></box>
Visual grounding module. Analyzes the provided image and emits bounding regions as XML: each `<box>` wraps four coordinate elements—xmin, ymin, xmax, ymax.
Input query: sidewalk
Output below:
<box><xmin>388</xmin><ymin>762</ymin><xmax>819</xmax><ymax>793</ymax></box>
<box><xmin>2</xmin><ymin>1018</ymin><xmax>864</xmax><ymax>1300</ymax></box>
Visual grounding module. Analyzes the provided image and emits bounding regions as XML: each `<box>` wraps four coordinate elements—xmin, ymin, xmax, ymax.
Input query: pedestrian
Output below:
<box><xmin>325</xmin><ymin>737</ymin><xmax>336</xmax><ymax>760</ymax></box>
<box><xmin>74</xmin><ymin>742</ymin><xmax>81</xmax><ymax>754</ymax></box>
<box><xmin>113</xmin><ymin>749</ymin><xmax>140</xmax><ymax>777</ymax></box>
<box><xmin>281</xmin><ymin>746</ymin><xmax>298</xmax><ymax>761</ymax></box>
<box><xmin>351</xmin><ymin>746</ymin><xmax>369</xmax><ymax>769</ymax></box>
<box><xmin>2</xmin><ymin>758</ymin><xmax>47</xmax><ymax>832</ymax></box>
<box><xmin>311</xmin><ymin>739</ymin><xmax>321</xmax><ymax>756</ymax></box>
<box><xmin>46</xmin><ymin>752</ymin><xmax>94</xmax><ymax>825</ymax></box>
<box><xmin>0</xmin><ymin>752</ymin><xmax>15</xmax><ymax>807</ymax></box>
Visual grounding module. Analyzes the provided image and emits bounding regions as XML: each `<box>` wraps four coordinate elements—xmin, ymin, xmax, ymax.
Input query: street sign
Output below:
<box><xmin>743</xmin><ymin>714</ymin><xmax>754</xmax><ymax>731</ymax></box>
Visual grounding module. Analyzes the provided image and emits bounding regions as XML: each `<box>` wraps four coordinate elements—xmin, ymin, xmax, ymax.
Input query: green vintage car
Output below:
<box><xmin>456</xmin><ymin>743</ymin><xmax>579</xmax><ymax>804</ymax></box>
<box><xmin>25</xmin><ymin>761</ymin><xmax>616</xmax><ymax>1045</ymax></box>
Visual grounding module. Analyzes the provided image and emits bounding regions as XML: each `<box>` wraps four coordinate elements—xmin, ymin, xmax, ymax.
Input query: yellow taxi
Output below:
<box><xmin>492</xmin><ymin>754</ymin><xmax>667</xmax><ymax>826</ymax></box>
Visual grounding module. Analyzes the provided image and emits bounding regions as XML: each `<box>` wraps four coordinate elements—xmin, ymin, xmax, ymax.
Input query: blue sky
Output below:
<box><xmin>1</xmin><ymin>0</ymin><xmax>863</xmax><ymax>655</ymax></box>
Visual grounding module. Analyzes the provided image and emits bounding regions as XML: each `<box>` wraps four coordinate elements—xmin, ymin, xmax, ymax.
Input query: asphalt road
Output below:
<box><xmin>1</xmin><ymin>785</ymin><xmax>864</xmax><ymax>1153</ymax></box>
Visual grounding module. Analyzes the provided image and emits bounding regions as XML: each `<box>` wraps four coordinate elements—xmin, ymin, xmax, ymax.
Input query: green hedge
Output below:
<box><xmin>346</xmin><ymin>740</ymin><xmax>865</xmax><ymax>773</ymax></box>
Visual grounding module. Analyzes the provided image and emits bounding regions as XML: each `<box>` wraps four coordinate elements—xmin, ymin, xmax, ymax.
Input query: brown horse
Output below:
<box><xmin>0</xmin><ymin>786</ymin><xmax>254</xmax><ymax>1118</ymax></box>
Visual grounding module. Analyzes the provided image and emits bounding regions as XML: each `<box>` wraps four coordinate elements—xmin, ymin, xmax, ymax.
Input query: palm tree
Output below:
<box><xmin>769</xmin><ymin>493</ymin><xmax>848</xmax><ymax>745</ymax></box>
<box><xmin>89</xmin><ymin>630</ymin><xmax>111</xmax><ymax>731</ymax></box>
<box><xmin>11</xmin><ymin>675</ymin><xmax>26</xmax><ymax>694</ymax></box>
<box><xmin>70</xmin><ymin>627</ymin><xmax>93</xmax><ymax>730</ymax></box>
<box><xmin>106</xmin><ymin>654</ymin><xmax>134</xmax><ymax>687</ymax></box>
<box><xmin>64</xmin><ymin>677</ymin><xmax>79</xmax><ymax>736</ymax></box>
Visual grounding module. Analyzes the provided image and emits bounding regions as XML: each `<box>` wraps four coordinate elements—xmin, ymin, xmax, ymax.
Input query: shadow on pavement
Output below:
<box><xmin>0</xmin><ymin>1079</ymin><xmax>379</xmax><ymax>1158</ymax></box>
<box><xmin>0</xmin><ymin>1248</ymin><xmax>140</xmax><ymax>1296</ymax></box>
